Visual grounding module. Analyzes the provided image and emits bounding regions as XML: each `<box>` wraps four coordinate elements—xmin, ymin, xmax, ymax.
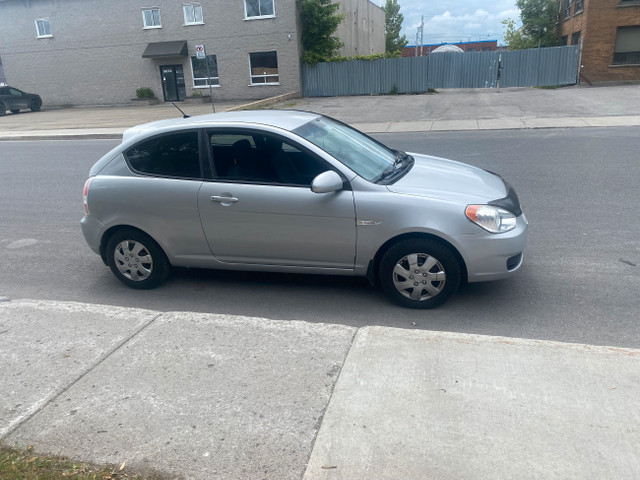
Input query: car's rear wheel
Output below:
<box><xmin>106</xmin><ymin>229</ymin><xmax>170</xmax><ymax>289</ymax></box>
<box><xmin>0</xmin><ymin>103</ymin><xmax>6</xmax><ymax>116</ymax></box>
<box><xmin>379</xmin><ymin>238</ymin><xmax>461</xmax><ymax>309</ymax></box>
<box><xmin>30</xmin><ymin>99</ymin><xmax>42</xmax><ymax>112</ymax></box>
<box><xmin>10</xmin><ymin>109</ymin><xmax>19</xmax><ymax>114</ymax></box>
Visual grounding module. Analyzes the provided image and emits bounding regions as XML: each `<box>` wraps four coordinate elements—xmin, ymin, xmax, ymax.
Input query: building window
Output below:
<box><xmin>142</xmin><ymin>8</ymin><xmax>162</xmax><ymax>29</ymax></box>
<box><xmin>183</xmin><ymin>4</ymin><xmax>203</xmax><ymax>25</ymax></box>
<box><xmin>191</xmin><ymin>54</ymin><xmax>219</xmax><ymax>87</ymax></box>
<box><xmin>613</xmin><ymin>26</ymin><xmax>640</xmax><ymax>64</ymax></box>
<box><xmin>245</xmin><ymin>0</ymin><xmax>275</xmax><ymax>19</ymax></box>
<box><xmin>571</xmin><ymin>31</ymin><xmax>581</xmax><ymax>46</ymax></box>
<box><xmin>249</xmin><ymin>51</ymin><xmax>279</xmax><ymax>84</ymax></box>
<box><xmin>35</xmin><ymin>18</ymin><xmax>52</xmax><ymax>38</ymax></box>
<box><xmin>574</xmin><ymin>0</ymin><xmax>584</xmax><ymax>13</ymax></box>
<box><xmin>563</xmin><ymin>0</ymin><xmax>571</xmax><ymax>19</ymax></box>
<box><xmin>561</xmin><ymin>35</ymin><xmax>568</xmax><ymax>45</ymax></box>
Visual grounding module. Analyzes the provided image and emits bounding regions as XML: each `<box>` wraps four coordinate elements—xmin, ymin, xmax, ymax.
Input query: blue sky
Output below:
<box><xmin>371</xmin><ymin>0</ymin><xmax>521</xmax><ymax>46</ymax></box>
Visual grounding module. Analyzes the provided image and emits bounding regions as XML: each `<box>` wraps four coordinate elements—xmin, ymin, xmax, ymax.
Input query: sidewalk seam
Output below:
<box><xmin>0</xmin><ymin>311</ymin><xmax>164</xmax><ymax>441</ymax></box>
<box><xmin>301</xmin><ymin>326</ymin><xmax>360</xmax><ymax>478</ymax></box>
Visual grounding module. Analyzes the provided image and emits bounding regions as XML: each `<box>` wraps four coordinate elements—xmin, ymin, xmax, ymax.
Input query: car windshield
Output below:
<box><xmin>293</xmin><ymin>116</ymin><xmax>397</xmax><ymax>181</ymax></box>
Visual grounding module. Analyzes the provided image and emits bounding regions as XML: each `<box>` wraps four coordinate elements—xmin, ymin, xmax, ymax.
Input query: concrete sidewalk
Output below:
<box><xmin>1</xmin><ymin>84</ymin><xmax>640</xmax><ymax>140</ymax></box>
<box><xmin>2</xmin><ymin>299</ymin><xmax>639</xmax><ymax>479</ymax></box>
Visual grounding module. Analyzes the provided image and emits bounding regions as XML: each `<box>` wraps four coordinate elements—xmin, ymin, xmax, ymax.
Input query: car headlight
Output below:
<box><xmin>465</xmin><ymin>205</ymin><xmax>516</xmax><ymax>233</ymax></box>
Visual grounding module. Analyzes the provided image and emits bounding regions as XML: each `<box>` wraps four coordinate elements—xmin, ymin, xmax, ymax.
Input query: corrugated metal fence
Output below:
<box><xmin>302</xmin><ymin>45</ymin><xmax>579</xmax><ymax>97</ymax></box>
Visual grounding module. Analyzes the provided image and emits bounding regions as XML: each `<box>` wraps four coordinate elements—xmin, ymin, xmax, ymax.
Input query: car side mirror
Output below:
<box><xmin>311</xmin><ymin>171</ymin><xmax>343</xmax><ymax>194</ymax></box>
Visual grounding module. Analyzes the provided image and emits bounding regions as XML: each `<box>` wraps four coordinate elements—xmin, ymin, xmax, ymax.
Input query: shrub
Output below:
<box><xmin>326</xmin><ymin>51</ymin><xmax>402</xmax><ymax>63</ymax></box>
<box><xmin>135</xmin><ymin>87</ymin><xmax>155</xmax><ymax>99</ymax></box>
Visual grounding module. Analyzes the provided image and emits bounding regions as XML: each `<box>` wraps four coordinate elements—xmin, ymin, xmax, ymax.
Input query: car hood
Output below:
<box><xmin>386</xmin><ymin>153</ymin><xmax>506</xmax><ymax>202</ymax></box>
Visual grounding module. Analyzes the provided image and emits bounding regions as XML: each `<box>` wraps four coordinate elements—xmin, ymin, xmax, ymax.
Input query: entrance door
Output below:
<box><xmin>160</xmin><ymin>65</ymin><xmax>186</xmax><ymax>101</ymax></box>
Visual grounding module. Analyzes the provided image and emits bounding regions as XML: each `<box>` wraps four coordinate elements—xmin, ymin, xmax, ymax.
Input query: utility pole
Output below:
<box><xmin>419</xmin><ymin>15</ymin><xmax>424</xmax><ymax>56</ymax></box>
<box><xmin>415</xmin><ymin>32</ymin><xmax>419</xmax><ymax>57</ymax></box>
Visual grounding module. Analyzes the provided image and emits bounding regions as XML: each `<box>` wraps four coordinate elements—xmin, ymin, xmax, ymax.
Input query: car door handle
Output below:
<box><xmin>211</xmin><ymin>195</ymin><xmax>238</xmax><ymax>203</ymax></box>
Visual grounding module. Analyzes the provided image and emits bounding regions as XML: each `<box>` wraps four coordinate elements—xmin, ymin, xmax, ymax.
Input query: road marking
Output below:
<box><xmin>7</xmin><ymin>238</ymin><xmax>38</xmax><ymax>249</ymax></box>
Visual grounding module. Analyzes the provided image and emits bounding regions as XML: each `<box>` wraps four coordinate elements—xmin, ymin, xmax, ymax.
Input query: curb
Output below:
<box><xmin>1</xmin><ymin>110</ymin><xmax>639</xmax><ymax>142</ymax></box>
<box><xmin>226</xmin><ymin>91</ymin><xmax>300</xmax><ymax>112</ymax></box>
<box><xmin>0</xmin><ymin>133</ymin><xmax>124</xmax><ymax>141</ymax></box>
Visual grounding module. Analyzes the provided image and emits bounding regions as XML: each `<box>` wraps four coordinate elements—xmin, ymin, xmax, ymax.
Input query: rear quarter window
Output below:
<box><xmin>125</xmin><ymin>131</ymin><xmax>201</xmax><ymax>179</ymax></box>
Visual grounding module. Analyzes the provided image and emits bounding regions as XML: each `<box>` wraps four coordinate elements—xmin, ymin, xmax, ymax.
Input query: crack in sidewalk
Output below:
<box><xmin>0</xmin><ymin>311</ymin><xmax>164</xmax><ymax>441</ymax></box>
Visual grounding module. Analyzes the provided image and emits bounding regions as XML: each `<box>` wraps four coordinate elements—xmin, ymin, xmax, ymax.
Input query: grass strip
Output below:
<box><xmin>0</xmin><ymin>443</ymin><xmax>171</xmax><ymax>480</ymax></box>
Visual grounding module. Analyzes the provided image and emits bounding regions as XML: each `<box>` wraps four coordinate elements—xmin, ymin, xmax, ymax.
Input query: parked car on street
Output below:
<box><xmin>0</xmin><ymin>86</ymin><xmax>42</xmax><ymax>115</ymax></box>
<box><xmin>81</xmin><ymin>111</ymin><xmax>528</xmax><ymax>308</ymax></box>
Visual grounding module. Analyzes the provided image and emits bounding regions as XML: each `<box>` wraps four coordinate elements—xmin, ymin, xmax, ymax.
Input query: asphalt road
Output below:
<box><xmin>1</xmin><ymin>127</ymin><xmax>638</xmax><ymax>348</ymax></box>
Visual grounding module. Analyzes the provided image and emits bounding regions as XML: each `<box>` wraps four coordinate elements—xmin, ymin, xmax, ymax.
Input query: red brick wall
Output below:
<box><xmin>558</xmin><ymin>0</ymin><xmax>640</xmax><ymax>82</ymax></box>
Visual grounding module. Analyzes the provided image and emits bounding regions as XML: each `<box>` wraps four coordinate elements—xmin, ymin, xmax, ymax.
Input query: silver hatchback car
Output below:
<box><xmin>82</xmin><ymin>110</ymin><xmax>527</xmax><ymax>308</ymax></box>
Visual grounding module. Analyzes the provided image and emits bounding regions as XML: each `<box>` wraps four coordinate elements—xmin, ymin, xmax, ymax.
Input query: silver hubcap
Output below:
<box><xmin>113</xmin><ymin>240</ymin><xmax>153</xmax><ymax>282</ymax></box>
<box><xmin>392</xmin><ymin>253</ymin><xmax>446</xmax><ymax>301</ymax></box>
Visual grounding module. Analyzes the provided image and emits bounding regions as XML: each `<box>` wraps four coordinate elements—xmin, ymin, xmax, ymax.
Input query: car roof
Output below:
<box><xmin>122</xmin><ymin>109</ymin><xmax>322</xmax><ymax>141</ymax></box>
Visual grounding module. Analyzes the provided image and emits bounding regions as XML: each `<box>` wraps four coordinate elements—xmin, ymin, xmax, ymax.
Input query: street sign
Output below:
<box><xmin>195</xmin><ymin>44</ymin><xmax>205</xmax><ymax>59</ymax></box>
<box><xmin>195</xmin><ymin>43</ymin><xmax>215</xmax><ymax>113</ymax></box>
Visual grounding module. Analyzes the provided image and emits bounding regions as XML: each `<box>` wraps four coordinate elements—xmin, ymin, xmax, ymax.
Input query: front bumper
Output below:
<box><xmin>459</xmin><ymin>213</ymin><xmax>528</xmax><ymax>282</ymax></box>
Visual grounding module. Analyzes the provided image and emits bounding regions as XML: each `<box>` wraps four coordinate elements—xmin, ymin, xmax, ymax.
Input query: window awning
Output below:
<box><xmin>142</xmin><ymin>41</ymin><xmax>188</xmax><ymax>58</ymax></box>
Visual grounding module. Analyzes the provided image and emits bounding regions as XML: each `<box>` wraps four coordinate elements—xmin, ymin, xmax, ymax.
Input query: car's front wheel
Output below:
<box><xmin>379</xmin><ymin>238</ymin><xmax>461</xmax><ymax>309</ymax></box>
<box><xmin>30</xmin><ymin>99</ymin><xmax>42</xmax><ymax>112</ymax></box>
<box><xmin>0</xmin><ymin>103</ymin><xmax>6</xmax><ymax>116</ymax></box>
<box><xmin>106</xmin><ymin>229</ymin><xmax>170</xmax><ymax>289</ymax></box>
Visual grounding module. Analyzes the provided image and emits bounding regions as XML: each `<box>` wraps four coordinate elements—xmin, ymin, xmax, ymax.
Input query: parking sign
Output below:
<box><xmin>195</xmin><ymin>44</ymin><xmax>205</xmax><ymax>59</ymax></box>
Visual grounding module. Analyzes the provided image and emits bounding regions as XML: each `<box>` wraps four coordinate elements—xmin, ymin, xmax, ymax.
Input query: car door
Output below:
<box><xmin>0</xmin><ymin>87</ymin><xmax>15</xmax><ymax>109</ymax></box>
<box><xmin>119</xmin><ymin>130</ymin><xmax>209</xmax><ymax>260</ymax></box>
<box><xmin>197</xmin><ymin>129</ymin><xmax>356</xmax><ymax>269</ymax></box>
<box><xmin>8</xmin><ymin>88</ymin><xmax>29</xmax><ymax>109</ymax></box>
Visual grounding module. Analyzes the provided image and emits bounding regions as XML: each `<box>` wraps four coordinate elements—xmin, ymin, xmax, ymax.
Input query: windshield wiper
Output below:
<box><xmin>376</xmin><ymin>151</ymin><xmax>413</xmax><ymax>183</ymax></box>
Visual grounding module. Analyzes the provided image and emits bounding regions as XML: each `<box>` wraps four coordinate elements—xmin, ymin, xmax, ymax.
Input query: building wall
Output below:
<box><xmin>334</xmin><ymin>0</ymin><xmax>385</xmax><ymax>57</ymax></box>
<box><xmin>558</xmin><ymin>0</ymin><xmax>640</xmax><ymax>82</ymax></box>
<box><xmin>557</xmin><ymin>0</ymin><xmax>588</xmax><ymax>46</ymax></box>
<box><xmin>0</xmin><ymin>0</ymin><xmax>303</xmax><ymax>105</ymax></box>
<box><xmin>401</xmin><ymin>41</ymin><xmax>498</xmax><ymax>57</ymax></box>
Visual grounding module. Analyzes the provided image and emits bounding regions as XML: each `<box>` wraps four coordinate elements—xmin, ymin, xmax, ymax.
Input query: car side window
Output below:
<box><xmin>125</xmin><ymin>131</ymin><xmax>201</xmax><ymax>179</ymax></box>
<box><xmin>209</xmin><ymin>131</ymin><xmax>328</xmax><ymax>186</ymax></box>
<box><xmin>9</xmin><ymin>89</ymin><xmax>22</xmax><ymax>96</ymax></box>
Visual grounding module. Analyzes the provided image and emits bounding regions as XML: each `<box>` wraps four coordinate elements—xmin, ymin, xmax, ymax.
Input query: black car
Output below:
<box><xmin>0</xmin><ymin>86</ymin><xmax>42</xmax><ymax>115</ymax></box>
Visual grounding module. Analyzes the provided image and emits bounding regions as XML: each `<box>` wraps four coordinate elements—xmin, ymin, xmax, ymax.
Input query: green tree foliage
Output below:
<box><xmin>502</xmin><ymin>0</ymin><xmax>559</xmax><ymax>50</ymax></box>
<box><xmin>298</xmin><ymin>0</ymin><xmax>345</xmax><ymax>65</ymax></box>
<box><xmin>384</xmin><ymin>0</ymin><xmax>407</xmax><ymax>54</ymax></box>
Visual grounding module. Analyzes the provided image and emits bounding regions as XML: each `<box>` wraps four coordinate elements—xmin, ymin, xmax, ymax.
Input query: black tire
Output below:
<box><xmin>105</xmin><ymin>229</ymin><xmax>170</xmax><ymax>289</ymax></box>
<box><xmin>30</xmin><ymin>99</ymin><xmax>42</xmax><ymax>112</ymax></box>
<box><xmin>0</xmin><ymin>103</ymin><xmax>6</xmax><ymax>116</ymax></box>
<box><xmin>379</xmin><ymin>238</ymin><xmax>461</xmax><ymax>309</ymax></box>
<box><xmin>10</xmin><ymin>108</ymin><xmax>20</xmax><ymax>114</ymax></box>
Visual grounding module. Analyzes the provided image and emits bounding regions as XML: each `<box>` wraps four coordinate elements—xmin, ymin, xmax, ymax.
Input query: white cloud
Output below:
<box><xmin>390</xmin><ymin>0</ymin><xmax>521</xmax><ymax>46</ymax></box>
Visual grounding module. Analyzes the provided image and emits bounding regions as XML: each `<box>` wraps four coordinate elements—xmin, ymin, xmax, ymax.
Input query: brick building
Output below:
<box><xmin>402</xmin><ymin>40</ymin><xmax>498</xmax><ymax>57</ymax></box>
<box><xmin>0</xmin><ymin>0</ymin><xmax>384</xmax><ymax>106</ymax></box>
<box><xmin>558</xmin><ymin>0</ymin><xmax>640</xmax><ymax>83</ymax></box>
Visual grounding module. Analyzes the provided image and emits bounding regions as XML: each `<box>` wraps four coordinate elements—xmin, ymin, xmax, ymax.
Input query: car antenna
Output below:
<box><xmin>170</xmin><ymin>102</ymin><xmax>190</xmax><ymax>118</ymax></box>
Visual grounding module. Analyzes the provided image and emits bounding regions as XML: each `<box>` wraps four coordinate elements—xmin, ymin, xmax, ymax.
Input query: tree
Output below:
<box><xmin>502</xmin><ymin>19</ymin><xmax>537</xmax><ymax>50</ymax></box>
<box><xmin>502</xmin><ymin>0</ymin><xmax>558</xmax><ymax>50</ymax></box>
<box><xmin>298</xmin><ymin>0</ymin><xmax>345</xmax><ymax>65</ymax></box>
<box><xmin>384</xmin><ymin>0</ymin><xmax>407</xmax><ymax>54</ymax></box>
